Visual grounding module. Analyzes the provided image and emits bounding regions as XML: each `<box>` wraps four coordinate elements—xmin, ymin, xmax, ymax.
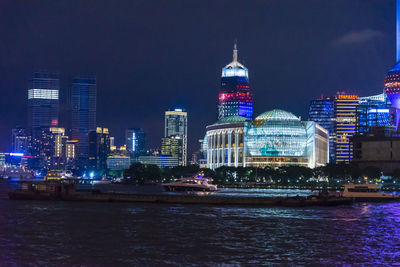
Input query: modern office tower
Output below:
<box><xmin>161</xmin><ymin>135</ymin><xmax>182</xmax><ymax>164</ymax></box>
<box><xmin>88</xmin><ymin>127</ymin><xmax>110</xmax><ymax>171</ymax></box>
<box><xmin>357</xmin><ymin>93</ymin><xmax>395</xmax><ymax>135</ymax></box>
<box><xmin>384</xmin><ymin>0</ymin><xmax>400</xmax><ymax>129</ymax></box>
<box><xmin>308</xmin><ymin>96</ymin><xmax>335</xmax><ymax>162</ymax></box>
<box><xmin>71</xmin><ymin>76</ymin><xmax>97</xmax><ymax>158</ymax></box>
<box><xmin>334</xmin><ymin>93</ymin><xmax>359</xmax><ymax>163</ymax></box>
<box><xmin>218</xmin><ymin>43</ymin><xmax>253</xmax><ymax>120</ymax></box>
<box><xmin>28</xmin><ymin>71</ymin><xmax>59</xmax><ymax>134</ymax></box>
<box><xmin>165</xmin><ymin>108</ymin><xmax>187</xmax><ymax>166</ymax></box>
<box><xmin>11</xmin><ymin>127</ymin><xmax>30</xmax><ymax>154</ymax></box>
<box><xmin>65</xmin><ymin>140</ymin><xmax>78</xmax><ymax>161</ymax></box>
<box><xmin>125</xmin><ymin>128</ymin><xmax>146</xmax><ymax>157</ymax></box>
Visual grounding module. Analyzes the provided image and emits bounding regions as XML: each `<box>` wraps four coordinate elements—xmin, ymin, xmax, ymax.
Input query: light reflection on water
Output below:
<box><xmin>1</xmin><ymin>180</ymin><xmax>400</xmax><ymax>265</ymax></box>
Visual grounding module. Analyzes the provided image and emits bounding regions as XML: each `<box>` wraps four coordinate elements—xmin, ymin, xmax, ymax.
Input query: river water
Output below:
<box><xmin>1</xmin><ymin>180</ymin><xmax>400</xmax><ymax>265</ymax></box>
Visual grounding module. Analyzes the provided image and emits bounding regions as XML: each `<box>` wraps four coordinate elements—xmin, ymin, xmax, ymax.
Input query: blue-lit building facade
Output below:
<box><xmin>205</xmin><ymin>110</ymin><xmax>329</xmax><ymax>169</ymax></box>
<box><xmin>125</xmin><ymin>128</ymin><xmax>146</xmax><ymax>157</ymax></box>
<box><xmin>357</xmin><ymin>93</ymin><xmax>395</xmax><ymax>135</ymax></box>
<box><xmin>308</xmin><ymin>96</ymin><xmax>335</xmax><ymax>162</ymax></box>
<box><xmin>218</xmin><ymin>43</ymin><xmax>253</xmax><ymax>120</ymax></box>
<box><xmin>71</xmin><ymin>76</ymin><xmax>97</xmax><ymax>159</ymax></box>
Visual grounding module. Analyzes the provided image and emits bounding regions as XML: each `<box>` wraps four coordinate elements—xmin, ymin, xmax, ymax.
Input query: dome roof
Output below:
<box><xmin>255</xmin><ymin>109</ymin><xmax>300</xmax><ymax>124</ymax></box>
<box><xmin>213</xmin><ymin>115</ymin><xmax>249</xmax><ymax>125</ymax></box>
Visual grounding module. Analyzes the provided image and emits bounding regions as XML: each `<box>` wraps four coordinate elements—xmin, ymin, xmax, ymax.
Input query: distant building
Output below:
<box><xmin>88</xmin><ymin>127</ymin><xmax>110</xmax><ymax>171</ymax></box>
<box><xmin>28</xmin><ymin>71</ymin><xmax>59</xmax><ymax>134</ymax></box>
<box><xmin>11</xmin><ymin>127</ymin><xmax>30</xmax><ymax>154</ymax></box>
<box><xmin>107</xmin><ymin>155</ymin><xmax>131</xmax><ymax>171</ymax></box>
<box><xmin>71</xmin><ymin>76</ymin><xmax>97</xmax><ymax>158</ymax></box>
<box><xmin>138</xmin><ymin>155</ymin><xmax>179</xmax><ymax>168</ymax></box>
<box><xmin>164</xmin><ymin>109</ymin><xmax>187</xmax><ymax>166</ymax></box>
<box><xmin>352</xmin><ymin>126</ymin><xmax>399</xmax><ymax>175</ymax></box>
<box><xmin>125</xmin><ymin>128</ymin><xmax>146</xmax><ymax>157</ymax></box>
<box><xmin>218</xmin><ymin>43</ymin><xmax>253</xmax><ymax>120</ymax></box>
<box><xmin>161</xmin><ymin>135</ymin><xmax>183</xmax><ymax>164</ymax></box>
<box><xmin>308</xmin><ymin>96</ymin><xmax>335</xmax><ymax>162</ymax></box>
<box><xmin>334</xmin><ymin>93</ymin><xmax>359</xmax><ymax>163</ymax></box>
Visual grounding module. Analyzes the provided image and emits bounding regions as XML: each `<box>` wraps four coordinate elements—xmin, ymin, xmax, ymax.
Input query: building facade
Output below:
<box><xmin>334</xmin><ymin>93</ymin><xmax>359</xmax><ymax>163</ymax></box>
<box><xmin>308</xmin><ymin>96</ymin><xmax>335</xmax><ymax>162</ymax></box>
<box><xmin>88</xmin><ymin>127</ymin><xmax>110</xmax><ymax>171</ymax></box>
<box><xmin>71</xmin><ymin>76</ymin><xmax>97</xmax><ymax>158</ymax></box>
<box><xmin>125</xmin><ymin>128</ymin><xmax>146</xmax><ymax>157</ymax></box>
<box><xmin>218</xmin><ymin>43</ymin><xmax>253</xmax><ymax>120</ymax></box>
<box><xmin>357</xmin><ymin>93</ymin><xmax>395</xmax><ymax>135</ymax></box>
<box><xmin>28</xmin><ymin>71</ymin><xmax>59</xmax><ymax>134</ymax></box>
<box><xmin>205</xmin><ymin>110</ymin><xmax>329</xmax><ymax>170</ymax></box>
<box><xmin>205</xmin><ymin>116</ymin><xmax>247</xmax><ymax>170</ymax></box>
<box><xmin>164</xmin><ymin>108</ymin><xmax>187</xmax><ymax>166</ymax></box>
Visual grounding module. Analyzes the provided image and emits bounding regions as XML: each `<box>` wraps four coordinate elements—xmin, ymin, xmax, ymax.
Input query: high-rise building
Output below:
<box><xmin>384</xmin><ymin>0</ymin><xmax>400</xmax><ymax>129</ymax></box>
<box><xmin>71</xmin><ymin>76</ymin><xmax>97</xmax><ymax>158</ymax></box>
<box><xmin>11</xmin><ymin>127</ymin><xmax>30</xmax><ymax>154</ymax></box>
<box><xmin>28</xmin><ymin>71</ymin><xmax>59</xmax><ymax>133</ymax></box>
<box><xmin>357</xmin><ymin>93</ymin><xmax>395</xmax><ymax>135</ymax></box>
<box><xmin>88</xmin><ymin>127</ymin><xmax>110</xmax><ymax>171</ymax></box>
<box><xmin>308</xmin><ymin>96</ymin><xmax>335</xmax><ymax>162</ymax></box>
<box><xmin>218</xmin><ymin>43</ymin><xmax>253</xmax><ymax>120</ymax></box>
<box><xmin>334</xmin><ymin>93</ymin><xmax>359</xmax><ymax>163</ymax></box>
<box><xmin>125</xmin><ymin>128</ymin><xmax>146</xmax><ymax>157</ymax></box>
<box><xmin>161</xmin><ymin>135</ymin><xmax>182</xmax><ymax>164</ymax></box>
<box><xmin>165</xmin><ymin>108</ymin><xmax>187</xmax><ymax>165</ymax></box>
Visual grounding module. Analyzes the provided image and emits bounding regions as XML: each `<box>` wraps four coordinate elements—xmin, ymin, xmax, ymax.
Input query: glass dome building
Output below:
<box><xmin>205</xmin><ymin>109</ymin><xmax>329</xmax><ymax>169</ymax></box>
<box><xmin>245</xmin><ymin>109</ymin><xmax>307</xmax><ymax>158</ymax></box>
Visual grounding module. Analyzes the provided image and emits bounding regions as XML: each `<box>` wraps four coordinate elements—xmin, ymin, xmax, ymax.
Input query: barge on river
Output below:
<box><xmin>8</xmin><ymin>180</ymin><xmax>353</xmax><ymax>207</ymax></box>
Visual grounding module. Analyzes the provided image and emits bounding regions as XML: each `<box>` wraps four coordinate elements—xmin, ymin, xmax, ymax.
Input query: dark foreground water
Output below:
<box><xmin>1</xmin><ymin>180</ymin><xmax>400</xmax><ymax>265</ymax></box>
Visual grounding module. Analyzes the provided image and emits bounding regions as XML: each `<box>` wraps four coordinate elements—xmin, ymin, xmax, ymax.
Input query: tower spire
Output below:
<box><xmin>233</xmin><ymin>40</ymin><xmax>238</xmax><ymax>62</ymax></box>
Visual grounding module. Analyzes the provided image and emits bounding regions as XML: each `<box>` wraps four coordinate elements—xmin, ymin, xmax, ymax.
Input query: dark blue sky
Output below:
<box><xmin>0</xmin><ymin>0</ymin><xmax>396</xmax><ymax>154</ymax></box>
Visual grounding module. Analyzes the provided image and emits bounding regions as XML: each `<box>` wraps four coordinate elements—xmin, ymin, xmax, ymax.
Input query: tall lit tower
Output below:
<box><xmin>28</xmin><ymin>71</ymin><xmax>59</xmax><ymax>133</ymax></box>
<box><xmin>384</xmin><ymin>0</ymin><xmax>400</xmax><ymax>129</ymax></box>
<box><xmin>218</xmin><ymin>42</ymin><xmax>253</xmax><ymax>120</ymax></box>
<box><xmin>164</xmin><ymin>108</ymin><xmax>187</xmax><ymax>166</ymax></box>
<box><xmin>71</xmin><ymin>76</ymin><xmax>97</xmax><ymax>158</ymax></box>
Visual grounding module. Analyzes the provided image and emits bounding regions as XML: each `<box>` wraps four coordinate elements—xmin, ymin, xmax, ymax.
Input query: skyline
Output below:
<box><xmin>0</xmin><ymin>0</ymin><xmax>397</xmax><ymax>153</ymax></box>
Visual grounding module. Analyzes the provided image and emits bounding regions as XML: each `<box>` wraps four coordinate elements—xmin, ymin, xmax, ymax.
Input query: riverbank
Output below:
<box><xmin>220</xmin><ymin>184</ymin><xmax>400</xmax><ymax>192</ymax></box>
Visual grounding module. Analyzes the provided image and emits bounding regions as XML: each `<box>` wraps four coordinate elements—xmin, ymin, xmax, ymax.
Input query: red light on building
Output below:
<box><xmin>51</xmin><ymin>120</ymin><xmax>58</xmax><ymax>126</ymax></box>
<box><xmin>337</xmin><ymin>94</ymin><xmax>358</xmax><ymax>100</ymax></box>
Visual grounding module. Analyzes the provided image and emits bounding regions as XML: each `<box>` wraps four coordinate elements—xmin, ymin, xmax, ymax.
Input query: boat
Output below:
<box><xmin>162</xmin><ymin>172</ymin><xmax>218</xmax><ymax>193</ymax></box>
<box><xmin>343</xmin><ymin>182</ymin><xmax>400</xmax><ymax>201</ymax></box>
<box><xmin>44</xmin><ymin>170</ymin><xmax>74</xmax><ymax>181</ymax></box>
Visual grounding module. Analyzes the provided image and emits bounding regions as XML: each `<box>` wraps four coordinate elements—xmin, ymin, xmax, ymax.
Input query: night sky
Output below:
<box><xmin>0</xmin><ymin>0</ymin><xmax>396</xmax><ymax>155</ymax></box>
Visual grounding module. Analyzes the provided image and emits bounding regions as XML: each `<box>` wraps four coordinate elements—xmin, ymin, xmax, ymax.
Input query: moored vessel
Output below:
<box><xmin>343</xmin><ymin>183</ymin><xmax>400</xmax><ymax>201</ymax></box>
<box><xmin>162</xmin><ymin>172</ymin><xmax>218</xmax><ymax>193</ymax></box>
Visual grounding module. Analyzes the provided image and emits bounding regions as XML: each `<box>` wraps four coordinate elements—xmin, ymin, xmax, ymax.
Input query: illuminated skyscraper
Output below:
<box><xmin>164</xmin><ymin>108</ymin><xmax>187</xmax><ymax>166</ymax></box>
<box><xmin>308</xmin><ymin>96</ymin><xmax>335</xmax><ymax>162</ymax></box>
<box><xmin>218</xmin><ymin>43</ymin><xmax>253</xmax><ymax>119</ymax></box>
<box><xmin>71</xmin><ymin>76</ymin><xmax>97</xmax><ymax>158</ymax></box>
<box><xmin>357</xmin><ymin>92</ymin><xmax>395</xmax><ymax>135</ymax></box>
<box><xmin>125</xmin><ymin>128</ymin><xmax>146</xmax><ymax>157</ymax></box>
<box><xmin>334</xmin><ymin>93</ymin><xmax>359</xmax><ymax>163</ymax></box>
<box><xmin>28</xmin><ymin>71</ymin><xmax>59</xmax><ymax>132</ymax></box>
<box><xmin>88</xmin><ymin>127</ymin><xmax>110</xmax><ymax>171</ymax></box>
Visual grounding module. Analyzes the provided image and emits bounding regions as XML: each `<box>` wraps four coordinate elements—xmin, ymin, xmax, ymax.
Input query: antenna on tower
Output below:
<box><xmin>233</xmin><ymin>39</ymin><xmax>238</xmax><ymax>62</ymax></box>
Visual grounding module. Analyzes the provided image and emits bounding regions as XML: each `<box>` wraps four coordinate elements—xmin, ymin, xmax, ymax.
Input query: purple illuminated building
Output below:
<box><xmin>218</xmin><ymin>43</ymin><xmax>253</xmax><ymax>120</ymax></box>
<box><xmin>384</xmin><ymin>0</ymin><xmax>400</xmax><ymax>129</ymax></box>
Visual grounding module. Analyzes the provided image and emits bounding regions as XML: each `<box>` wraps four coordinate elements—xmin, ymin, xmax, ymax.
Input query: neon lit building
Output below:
<box><xmin>28</xmin><ymin>71</ymin><xmax>59</xmax><ymax>132</ymax></box>
<box><xmin>218</xmin><ymin>43</ymin><xmax>253</xmax><ymax>120</ymax></box>
<box><xmin>308</xmin><ymin>96</ymin><xmax>335</xmax><ymax>162</ymax></box>
<box><xmin>357</xmin><ymin>92</ymin><xmax>395</xmax><ymax>135</ymax></box>
<box><xmin>205</xmin><ymin>110</ymin><xmax>329</xmax><ymax>169</ymax></box>
<box><xmin>334</xmin><ymin>93</ymin><xmax>359</xmax><ymax>163</ymax></box>
<box><xmin>125</xmin><ymin>128</ymin><xmax>146</xmax><ymax>157</ymax></box>
<box><xmin>384</xmin><ymin>0</ymin><xmax>400</xmax><ymax>129</ymax></box>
